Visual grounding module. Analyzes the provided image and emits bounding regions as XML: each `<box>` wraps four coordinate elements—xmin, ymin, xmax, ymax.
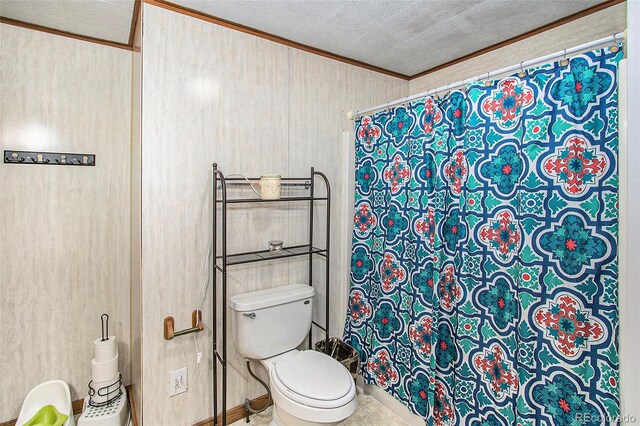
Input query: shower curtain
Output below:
<box><xmin>344</xmin><ymin>45</ymin><xmax>622</xmax><ymax>425</ymax></box>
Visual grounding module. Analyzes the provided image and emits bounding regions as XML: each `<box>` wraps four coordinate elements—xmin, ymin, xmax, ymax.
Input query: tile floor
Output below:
<box><xmin>231</xmin><ymin>389</ymin><xmax>409</xmax><ymax>425</ymax></box>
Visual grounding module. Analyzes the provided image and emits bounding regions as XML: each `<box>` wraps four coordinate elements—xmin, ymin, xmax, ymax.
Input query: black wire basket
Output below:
<box><xmin>315</xmin><ymin>337</ymin><xmax>360</xmax><ymax>379</ymax></box>
<box><xmin>88</xmin><ymin>373</ymin><xmax>123</xmax><ymax>407</ymax></box>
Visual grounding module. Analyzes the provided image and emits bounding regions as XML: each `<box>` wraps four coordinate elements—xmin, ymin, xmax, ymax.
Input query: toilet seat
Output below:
<box><xmin>270</xmin><ymin>351</ymin><xmax>356</xmax><ymax>409</ymax></box>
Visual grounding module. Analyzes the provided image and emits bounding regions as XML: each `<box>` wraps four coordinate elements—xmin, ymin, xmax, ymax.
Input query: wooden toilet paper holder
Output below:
<box><xmin>164</xmin><ymin>310</ymin><xmax>204</xmax><ymax>340</ymax></box>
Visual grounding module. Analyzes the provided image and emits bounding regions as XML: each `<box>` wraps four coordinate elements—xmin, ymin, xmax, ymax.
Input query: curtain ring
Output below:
<box><xmin>385</xmin><ymin>102</ymin><xmax>390</xmax><ymax>113</ymax></box>
<box><xmin>560</xmin><ymin>49</ymin><xmax>569</xmax><ymax>67</ymax></box>
<box><xmin>484</xmin><ymin>71</ymin><xmax>492</xmax><ymax>87</ymax></box>
<box><xmin>518</xmin><ymin>61</ymin><xmax>526</xmax><ymax>78</ymax></box>
<box><xmin>610</xmin><ymin>33</ymin><xmax>620</xmax><ymax>53</ymax></box>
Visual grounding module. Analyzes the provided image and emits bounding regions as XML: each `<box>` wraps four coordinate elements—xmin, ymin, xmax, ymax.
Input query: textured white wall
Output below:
<box><xmin>0</xmin><ymin>25</ymin><xmax>132</xmax><ymax>421</ymax></box>
<box><xmin>409</xmin><ymin>4</ymin><xmax>626</xmax><ymax>94</ymax></box>
<box><xmin>139</xmin><ymin>4</ymin><xmax>408</xmax><ymax>425</ymax></box>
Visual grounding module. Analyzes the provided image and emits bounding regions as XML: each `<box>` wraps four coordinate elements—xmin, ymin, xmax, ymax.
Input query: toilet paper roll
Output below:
<box><xmin>92</xmin><ymin>353</ymin><xmax>119</xmax><ymax>382</ymax></box>
<box><xmin>93</xmin><ymin>336</ymin><xmax>117</xmax><ymax>362</ymax></box>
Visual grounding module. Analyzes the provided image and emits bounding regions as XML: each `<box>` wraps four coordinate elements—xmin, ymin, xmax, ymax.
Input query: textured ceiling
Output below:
<box><xmin>0</xmin><ymin>0</ymin><xmax>606</xmax><ymax>74</ymax></box>
<box><xmin>171</xmin><ymin>0</ymin><xmax>603</xmax><ymax>76</ymax></box>
<box><xmin>0</xmin><ymin>0</ymin><xmax>135</xmax><ymax>44</ymax></box>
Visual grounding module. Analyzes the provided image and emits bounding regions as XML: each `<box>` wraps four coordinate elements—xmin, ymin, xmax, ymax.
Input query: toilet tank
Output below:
<box><xmin>230</xmin><ymin>284</ymin><xmax>315</xmax><ymax>360</ymax></box>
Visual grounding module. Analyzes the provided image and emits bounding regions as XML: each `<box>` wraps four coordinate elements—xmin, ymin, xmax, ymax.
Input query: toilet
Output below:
<box><xmin>230</xmin><ymin>284</ymin><xmax>357</xmax><ymax>426</ymax></box>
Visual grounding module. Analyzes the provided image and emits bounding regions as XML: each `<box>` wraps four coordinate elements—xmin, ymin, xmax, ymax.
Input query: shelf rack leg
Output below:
<box><xmin>212</xmin><ymin>163</ymin><xmax>229</xmax><ymax>425</ymax></box>
<box><xmin>221</xmin><ymin>169</ymin><xmax>228</xmax><ymax>426</ymax></box>
<box><xmin>212</xmin><ymin>164</ymin><xmax>218</xmax><ymax>425</ymax></box>
<box><xmin>323</xmin><ymin>172</ymin><xmax>331</xmax><ymax>354</ymax></box>
<box><xmin>314</xmin><ymin>170</ymin><xmax>332</xmax><ymax>354</ymax></box>
<box><xmin>308</xmin><ymin>167</ymin><xmax>315</xmax><ymax>350</ymax></box>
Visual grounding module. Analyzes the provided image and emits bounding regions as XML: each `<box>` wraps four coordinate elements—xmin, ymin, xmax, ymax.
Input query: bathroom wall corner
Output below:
<box><xmin>130</xmin><ymin>2</ymin><xmax>144</xmax><ymax>423</ymax></box>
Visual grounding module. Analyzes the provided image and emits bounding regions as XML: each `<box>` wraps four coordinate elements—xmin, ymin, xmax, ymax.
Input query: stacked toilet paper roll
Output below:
<box><xmin>91</xmin><ymin>336</ymin><xmax>120</xmax><ymax>403</ymax></box>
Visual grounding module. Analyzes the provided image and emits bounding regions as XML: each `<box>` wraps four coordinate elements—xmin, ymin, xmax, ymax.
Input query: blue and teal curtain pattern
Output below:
<box><xmin>344</xmin><ymin>45</ymin><xmax>622</xmax><ymax>425</ymax></box>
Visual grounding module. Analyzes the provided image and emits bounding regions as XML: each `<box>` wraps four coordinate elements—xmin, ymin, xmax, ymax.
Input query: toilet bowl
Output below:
<box><xmin>262</xmin><ymin>350</ymin><xmax>356</xmax><ymax>425</ymax></box>
<box><xmin>230</xmin><ymin>284</ymin><xmax>357</xmax><ymax>425</ymax></box>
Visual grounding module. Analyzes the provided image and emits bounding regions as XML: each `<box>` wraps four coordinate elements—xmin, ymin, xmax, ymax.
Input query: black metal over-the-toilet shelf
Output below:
<box><xmin>212</xmin><ymin>164</ymin><xmax>331</xmax><ymax>426</ymax></box>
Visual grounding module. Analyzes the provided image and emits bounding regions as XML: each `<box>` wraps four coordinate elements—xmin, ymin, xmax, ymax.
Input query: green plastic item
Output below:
<box><xmin>22</xmin><ymin>404</ymin><xmax>68</xmax><ymax>426</ymax></box>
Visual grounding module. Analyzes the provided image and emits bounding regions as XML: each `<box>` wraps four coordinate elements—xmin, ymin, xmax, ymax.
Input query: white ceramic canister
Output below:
<box><xmin>260</xmin><ymin>174</ymin><xmax>281</xmax><ymax>200</ymax></box>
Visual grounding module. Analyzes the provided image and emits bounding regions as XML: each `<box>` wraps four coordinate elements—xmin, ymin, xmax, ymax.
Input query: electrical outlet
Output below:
<box><xmin>169</xmin><ymin>367</ymin><xmax>188</xmax><ymax>397</ymax></box>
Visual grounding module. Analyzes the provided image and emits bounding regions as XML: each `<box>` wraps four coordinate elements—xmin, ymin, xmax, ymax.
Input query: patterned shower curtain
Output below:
<box><xmin>344</xmin><ymin>45</ymin><xmax>622</xmax><ymax>425</ymax></box>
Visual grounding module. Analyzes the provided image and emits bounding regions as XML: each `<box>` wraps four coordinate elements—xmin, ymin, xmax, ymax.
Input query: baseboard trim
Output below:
<box><xmin>193</xmin><ymin>394</ymin><xmax>271</xmax><ymax>426</ymax></box>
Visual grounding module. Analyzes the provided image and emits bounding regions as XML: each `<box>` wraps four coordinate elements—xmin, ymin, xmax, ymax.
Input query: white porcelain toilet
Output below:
<box><xmin>230</xmin><ymin>284</ymin><xmax>357</xmax><ymax>426</ymax></box>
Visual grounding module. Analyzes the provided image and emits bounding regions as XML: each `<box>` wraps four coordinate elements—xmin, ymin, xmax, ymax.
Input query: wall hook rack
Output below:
<box><xmin>4</xmin><ymin>150</ymin><xmax>96</xmax><ymax>166</ymax></box>
<box><xmin>164</xmin><ymin>310</ymin><xmax>204</xmax><ymax>340</ymax></box>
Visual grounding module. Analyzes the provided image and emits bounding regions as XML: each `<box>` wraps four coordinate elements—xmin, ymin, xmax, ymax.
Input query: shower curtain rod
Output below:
<box><xmin>348</xmin><ymin>32</ymin><xmax>625</xmax><ymax>120</ymax></box>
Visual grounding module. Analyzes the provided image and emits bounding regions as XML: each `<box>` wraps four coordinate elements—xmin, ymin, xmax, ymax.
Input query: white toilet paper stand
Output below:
<box><xmin>78</xmin><ymin>313</ymin><xmax>128</xmax><ymax>426</ymax></box>
<box><xmin>78</xmin><ymin>387</ymin><xmax>129</xmax><ymax>426</ymax></box>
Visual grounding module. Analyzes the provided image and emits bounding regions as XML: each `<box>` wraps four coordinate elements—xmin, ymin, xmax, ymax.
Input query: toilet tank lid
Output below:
<box><xmin>230</xmin><ymin>284</ymin><xmax>314</xmax><ymax>312</ymax></box>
